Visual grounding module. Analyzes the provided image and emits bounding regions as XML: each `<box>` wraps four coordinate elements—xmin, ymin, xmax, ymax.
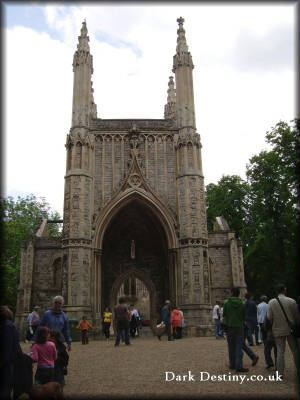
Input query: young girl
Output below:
<box><xmin>50</xmin><ymin>329</ymin><xmax>69</xmax><ymax>388</ymax></box>
<box><xmin>77</xmin><ymin>316</ymin><xmax>94</xmax><ymax>344</ymax></box>
<box><xmin>30</xmin><ymin>326</ymin><xmax>57</xmax><ymax>386</ymax></box>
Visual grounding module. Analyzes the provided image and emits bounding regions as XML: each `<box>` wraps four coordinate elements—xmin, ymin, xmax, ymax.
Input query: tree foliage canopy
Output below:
<box><xmin>206</xmin><ymin>120</ymin><xmax>299</xmax><ymax>300</ymax></box>
<box><xmin>0</xmin><ymin>194</ymin><xmax>61</xmax><ymax>311</ymax></box>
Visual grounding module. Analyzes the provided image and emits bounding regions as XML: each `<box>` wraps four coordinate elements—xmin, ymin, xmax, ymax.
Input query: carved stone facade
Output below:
<box><xmin>15</xmin><ymin>19</ymin><xmax>247</xmax><ymax>337</ymax></box>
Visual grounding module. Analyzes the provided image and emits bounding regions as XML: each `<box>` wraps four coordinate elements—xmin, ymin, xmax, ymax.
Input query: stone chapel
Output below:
<box><xmin>15</xmin><ymin>18</ymin><xmax>247</xmax><ymax>336</ymax></box>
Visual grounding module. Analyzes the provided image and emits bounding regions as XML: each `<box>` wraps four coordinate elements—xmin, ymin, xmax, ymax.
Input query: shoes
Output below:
<box><xmin>252</xmin><ymin>356</ymin><xmax>259</xmax><ymax>366</ymax></box>
<box><xmin>249</xmin><ymin>344</ymin><xmax>254</xmax><ymax>346</ymax></box>
<box><xmin>266</xmin><ymin>365</ymin><xmax>274</xmax><ymax>369</ymax></box>
<box><xmin>236</xmin><ymin>368</ymin><xmax>249</xmax><ymax>373</ymax></box>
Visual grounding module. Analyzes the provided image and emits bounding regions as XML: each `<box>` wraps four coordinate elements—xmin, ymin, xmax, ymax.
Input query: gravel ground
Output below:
<box><xmin>21</xmin><ymin>335</ymin><xmax>298</xmax><ymax>399</ymax></box>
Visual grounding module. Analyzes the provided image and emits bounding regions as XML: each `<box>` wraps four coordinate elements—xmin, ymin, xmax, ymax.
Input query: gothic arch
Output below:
<box><xmin>110</xmin><ymin>267</ymin><xmax>157</xmax><ymax>330</ymax></box>
<box><xmin>94</xmin><ymin>188</ymin><xmax>178</xmax><ymax>251</ymax></box>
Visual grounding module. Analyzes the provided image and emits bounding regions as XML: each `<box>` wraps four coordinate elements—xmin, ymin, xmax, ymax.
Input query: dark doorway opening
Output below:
<box><xmin>101</xmin><ymin>200</ymin><xmax>169</xmax><ymax>322</ymax></box>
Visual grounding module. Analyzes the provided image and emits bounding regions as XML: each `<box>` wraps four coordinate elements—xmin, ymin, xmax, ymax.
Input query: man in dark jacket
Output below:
<box><xmin>245</xmin><ymin>292</ymin><xmax>258</xmax><ymax>346</ymax></box>
<box><xmin>223</xmin><ymin>288</ymin><xmax>248</xmax><ymax>373</ymax></box>
<box><xmin>114</xmin><ymin>297</ymin><xmax>130</xmax><ymax>346</ymax></box>
<box><xmin>0</xmin><ymin>306</ymin><xmax>30</xmax><ymax>400</ymax></box>
<box><xmin>157</xmin><ymin>300</ymin><xmax>173</xmax><ymax>341</ymax></box>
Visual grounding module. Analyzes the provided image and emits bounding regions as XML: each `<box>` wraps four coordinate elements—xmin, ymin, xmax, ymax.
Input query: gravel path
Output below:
<box><xmin>21</xmin><ymin>336</ymin><xmax>298</xmax><ymax>399</ymax></box>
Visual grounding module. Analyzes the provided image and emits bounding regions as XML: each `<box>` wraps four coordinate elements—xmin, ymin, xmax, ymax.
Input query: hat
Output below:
<box><xmin>34</xmin><ymin>306</ymin><xmax>40</xmax><ymax>310</ymax></box>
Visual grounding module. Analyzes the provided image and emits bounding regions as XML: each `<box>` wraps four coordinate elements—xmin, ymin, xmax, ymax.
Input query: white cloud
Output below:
<box><xmin>4</xmin><ymin>4</ymin><xmax>296</xmax><ymax>216</ymax></box>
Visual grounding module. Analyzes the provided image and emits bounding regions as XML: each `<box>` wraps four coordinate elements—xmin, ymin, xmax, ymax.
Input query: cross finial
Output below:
<box><xmin>177</xmin><ymin>17</ymin><xmax>184</xmax><ymax>27</ymax></box>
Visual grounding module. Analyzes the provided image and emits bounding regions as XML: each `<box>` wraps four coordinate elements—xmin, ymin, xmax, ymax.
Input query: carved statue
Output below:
<box><xmin>131</xmin><ymin>240</ymin><xmax>135</xmax><ymax>259</ymax></box>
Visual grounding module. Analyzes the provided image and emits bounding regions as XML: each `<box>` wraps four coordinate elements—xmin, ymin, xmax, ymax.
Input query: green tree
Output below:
<box><xmin>206</xmin><ymin>175</ymin><xmax>250</xmax><ymax>239</ymax></box>
<box><xmin>0</xmin><ymin>195</ymin><xmax>61</xmax><ymax>312</ymax></box>
<box><xmin>245</xmin><ymin>120</ymin><xmax>299</xmax><ymax>299</ymax></box>
<box><xmin>205</xmin><ymin>120</ymin><xmax>299</xmax><ymax>300</ymax></box>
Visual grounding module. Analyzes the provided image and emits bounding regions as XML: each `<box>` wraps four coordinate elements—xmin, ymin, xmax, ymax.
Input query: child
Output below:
<box><xmin>30</xmin><ymin>326</ymin><xmax>57</xmax><ymax>386</ymax></box>
<box><xmin>77</xmin><ymin>316</ymin><xmax>94</xmax><ymax>344</ymax></box>
<box><xmin>49</xmin><ymin>329</ymin><xmax>69</xmax><ymax>388</ymax></box>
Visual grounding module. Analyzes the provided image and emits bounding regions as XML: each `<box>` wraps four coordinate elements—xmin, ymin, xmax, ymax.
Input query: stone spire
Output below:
<box><xmin>77</xmin><ymin>20</ymin><xmax>90</xmax><ymax>52</ymax></box>
<box><xmin>71</xmin><ymin>21</ymin><xmax>96</xmax><ymax>127</ymax></box>
<box><xmin>173</xmin><ymin>17</ymin><xmax>195</xmax><ymax>129</ymax></box>
<box><xmin>176</xmin><ymin>17</ymin><xmax>188</xmax><ymax>54</ymax></box>
<box><xmin>164</xmin><ymin>76</ymin><xmax>176</xmax><ymax>120</ymax></box>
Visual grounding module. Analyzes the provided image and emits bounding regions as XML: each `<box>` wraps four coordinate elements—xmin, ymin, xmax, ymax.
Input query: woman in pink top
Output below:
<box><xmin>171</xmin><ymin>306</ymin><xmax>183</xmax><ymax>339</ymax></box>
<box><xmin>30</xmin><ymin>326</ymin><xmax>57</xmax><ymax>385</ymax></box>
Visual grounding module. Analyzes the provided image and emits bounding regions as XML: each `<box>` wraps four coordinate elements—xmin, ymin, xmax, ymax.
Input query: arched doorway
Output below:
<box><xmin>110</xmin><ymin>267</ymin><xmax>156</xmax><ymax>329</ymax></box>
<box><xmin>101</xmin><ymin>200</ymin><xmax>170</xmax><ymax>326</ymax></box>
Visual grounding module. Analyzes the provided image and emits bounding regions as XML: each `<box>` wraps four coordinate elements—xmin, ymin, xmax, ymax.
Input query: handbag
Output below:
<box><xmin>156</xmin><ymin>321</ymin><xmax>166</xmax><ymax>334</ymax></box>
<box><xmin>276</xmin><ymin>297</ymin><xmax>300</xmax><ymax>338</ymax></box>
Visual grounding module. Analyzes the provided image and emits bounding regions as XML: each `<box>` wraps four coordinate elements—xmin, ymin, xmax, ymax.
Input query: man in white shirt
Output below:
<box><xmin>212</xmin><ymin>301</ymin><xmax>223</xmax><ymax>339</ymax></box>
<box><xmin>267</xmin><ymin>284</ymin><xmax>299</xmax><ymax>378</ymax></box>
<box><xmin>257</xmin><ymin>296</ymin><xmax>268</xmax><ymax>325</ymax></box>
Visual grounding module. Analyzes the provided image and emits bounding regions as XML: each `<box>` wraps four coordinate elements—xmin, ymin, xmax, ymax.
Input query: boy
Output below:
<box><xmin>77</xmin><ymin>316</ymin><xmax>94</xmax><ymax>344</ymax></box>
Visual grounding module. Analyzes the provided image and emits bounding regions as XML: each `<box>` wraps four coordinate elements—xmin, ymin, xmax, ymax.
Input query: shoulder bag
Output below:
<box><xmin>276</xmin><ymin>297</ymin><xmax>300</xmax><ymax>338</ymax></box>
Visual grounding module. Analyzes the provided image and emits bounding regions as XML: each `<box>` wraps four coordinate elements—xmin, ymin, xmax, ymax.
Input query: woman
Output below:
<box><xmin>171</xmin><ymin>305</ymin><xmax>183</xmax><ymax>339</ymax></box>
<box><xmin>102</xmin><ymin>307</ymin><xmax>113</xmax><ymax>341</ymax></box>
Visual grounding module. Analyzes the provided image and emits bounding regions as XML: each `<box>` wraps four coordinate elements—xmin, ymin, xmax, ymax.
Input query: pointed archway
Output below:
<box><xmin>110</xmin><ymin>267</ymin><xmax>157</xmax><ymax>330</ymax></box>
<box><xmin>101</xmin><ymin>200</ymin><xmax>169</xmax><ymax>325</ymax></box>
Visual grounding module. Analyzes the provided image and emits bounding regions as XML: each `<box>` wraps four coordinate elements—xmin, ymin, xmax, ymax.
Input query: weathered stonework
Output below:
<box><xmin>15</xmin><ymin>19</ymin><xmax>247</xmax><ymax>337</ymax></box>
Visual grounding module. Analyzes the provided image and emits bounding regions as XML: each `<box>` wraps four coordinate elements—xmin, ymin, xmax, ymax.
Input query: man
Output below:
<box><xmin>114</xmin><ymin>297</ymin><xmax>130</xmax><ymax>346</ymax></box>
<box><xmin>34</xmin><ymin>296</ymin><xmax>72</xmax><ymax>351</ymax></box>
<box><xmin>0</xmin><ymin>306</ymin><xmax>23</xmax><ymax>400</ymax></box>
<box><xmin>27</xmin><ymin>306</ymin><xmax>40</xmax><ymax>339</ymax></box>
<box><xmin>212</xmin><ymin>301</ymin><xmax>223</xmax><ymax>339</ymax></box>
<box><xmin>258</xmin><ymin>295</ymin><xmax>275</xmax><ymax>368</ymax></box>
<box><xmin>267</xmin><ymin>284</ymin><xmax>299</xmax><ymax>379</ymax></box>
<box><xmin>223</xmin><ymin>287</ymin><xmax>248</xmax><ymax>373</ymax></box>
<box><xmin>157</xmin><ymin>300</ymin><xmax>173</xmax><ymax>341</ymax></box>
<box><xmin>245</xmin><ymin>293</ymin><xmax>258</xmax><ymax>346</ymax></box>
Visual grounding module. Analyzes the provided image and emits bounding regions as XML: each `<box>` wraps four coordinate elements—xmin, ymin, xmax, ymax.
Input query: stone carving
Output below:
<box><xmin>131</xmin><ymin>240</ymin><xmax>136</xmax><ymax>259</ymax></box>
<box><xmin>128</xmin><ymin>173</ymin><xmax>142</xmax><ymax>188</ymax></box>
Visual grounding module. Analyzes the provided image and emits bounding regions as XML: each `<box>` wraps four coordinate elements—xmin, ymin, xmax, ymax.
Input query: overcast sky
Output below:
<box><xmin>4</xmin><ymin>3</ymin><xmax>296</xmax><ymax>216</ymax></box>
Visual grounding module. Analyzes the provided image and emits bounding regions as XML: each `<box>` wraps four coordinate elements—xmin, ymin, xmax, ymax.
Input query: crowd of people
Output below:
<box><xmin>0</xmin><ymin>285</ymin><xmax>299</xmax><ymax>399</ymax></box>
<box><xmin>214</xmin><ymin>284</ymin><xmax>299</xmax><ymax>378</ymax></box>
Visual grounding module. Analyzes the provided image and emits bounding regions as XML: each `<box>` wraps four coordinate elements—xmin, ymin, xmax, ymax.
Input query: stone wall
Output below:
<box><xmin>208</xmin><ymin>231</ymin><xmax>246</xmax><ymax>306</ymax></box>
<box><xmin>92</xmin><ymin>128</ymin><xmax>177</xmax><ymax>215</ymax></box>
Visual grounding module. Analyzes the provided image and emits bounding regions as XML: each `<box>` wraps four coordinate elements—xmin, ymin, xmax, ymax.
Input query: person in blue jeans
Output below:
<box><xmin>244</xmin><ymin>292</ymin><xmax>258</xmax><ymax>346</ymax></box>
<box><xmin>243</xmin><ymin>324</ymin><xmax>259</xmax><ymax>366</ymax></box>
<box><xmin>157</xmin><ymin>300</ymin><xmax>173</xmax><ymax>341</ymax></box>
<box><xmin>212</xmin><ymin>301</ymin><xmax>223</xmax><ymax>339</ymax></box>
<box><xmin>114</xmin><ymin>297</ymin><xmax>130</xmax><ymax>346</ymax></box>
<box><xmin>223</xmin><ymin>287</ymin><xmax>248</xmax><ymax>373</ymax></box>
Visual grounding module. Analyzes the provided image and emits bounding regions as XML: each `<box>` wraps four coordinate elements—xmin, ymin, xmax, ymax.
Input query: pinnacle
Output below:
<box><xmin>177</xmin><ymin>17</ymin><xmax>184</xmax><ymax>27</ymax></box>
<box><xmin>176</xmin><ymin>16</ymin><xmax>188</xmax><ymax>54</ymax></box>
<box><xmin>77</xmin><ymin>20</ymin><xmax>90</xmax><ymax>52</ymax></box>
<box><xmin>81</xmin><ymin>20</ymin><xmax>88</xmax><ymax>37</ymax></box>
